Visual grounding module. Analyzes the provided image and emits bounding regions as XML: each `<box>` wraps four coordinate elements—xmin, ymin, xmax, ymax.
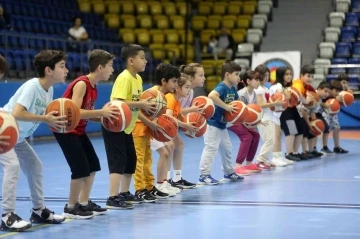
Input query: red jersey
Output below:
<box><xmin>63</xmin><ymin>76</ymin><xmax>97</xmax><ymax>135</ymax></box>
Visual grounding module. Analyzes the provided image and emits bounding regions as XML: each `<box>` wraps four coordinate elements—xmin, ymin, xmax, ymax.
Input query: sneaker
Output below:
<box><xmin>285</xmin><ymin>153</ymin><xmax>301</xmax><ymax>161</ymax></box>
<box><xmin>301</xmin><ymin>152</ymin><xmax>315</xmax><ymax>159</ymax></box>
<box><xmin>268</xmin><ymin>162</ymin><xmax>277</xmax><ymax>169</ymax></box>
<box><xmin>321</xmin><ymin>146</ymin><xmax>334</xmax><ymax>155</ymax></box>
<box><xmin>311</xmin><ymin>150</ymin><xmax>324</xmax><ymax>157</ymax></box>
<box><xmin>169</xmin><ymin>178</ymin><xmax>196</xmax><ymax>189</ymax></box>
<box><xmin>30</xmin><ymin>207</ymin><xmax>65</xmax><ymax>223</ymax></box>
<box><xmin>156</xmin><ymin>183</ymin><xmax>176</xmax><ymax>197</ymax></box>
<box><xmin>334</xmin><ymin>147</ymin><xmax>349</xmax><ymax>154</ymax></box>
<box><xmin>63</xmin><ymin>203</ymin><xmax>94</xmax><ymax>219</ymax></box>
<box><xmin>106</xmin><ymin>196</ymin><xmax>134</xmax><ymax>210</ymax></box>
<box><xmin>281</xmin><ymin>157</ymin><xmax>294</xmax><ymax>165</ymax></box>
<box><xmin>198</xmin><ymin>175</ymin><xmax>220</xmax><ymax>185</ymax></box>
<box><xmin>224</xmin><ymin>173</ymin><xmax>244</xmax><ymax>181</ymax></box>
<box><xmin>243</xmin><ymin>164</ymin><xmax>262</xmax><ymax>173</ymax></box>
<box><xmin>272</xmin><ymin>158</ymin><xmax>288</xmax><ymax>167</ymax></box>
<box><xmin>149</xmin><ymin>187</ymin><xmax>169</xmax><ymax>199</ymax></box>
<box><xmin>256</xmin><ymin>162</ymin><xmax>271</xmax><ymax>171</ymax></box>
<box><xmin>1</xmin><ymin>212</ymin><xmax>31</xmax><ymax>232</ymax></box>
<box><xmin>165</xmin><ymin>181</ymin><xmax>181</xmax><ymax>194</ymax></box>
<box><xmin>81</xmin><ymin>201</ymin><xmax>107</xmax><ymax>216</ymax></box>
<box><xmin>234</xmin><ymin>166</ymin><xmax>251</xmax><ymax>176</ymax></box>
<box><xmin>135</xmin><ymin>189</ymin><xmax>157</xmax><ymax>203</ymax></box>
<box><xmin>118</xmin><ymin>191</ymin><xmax>144</xmax><ymax>204</ymax></box>
<box><xmin>297</xmin><ymin>153</ymin><xmax>310</xmax><ymax>160</ymax></box>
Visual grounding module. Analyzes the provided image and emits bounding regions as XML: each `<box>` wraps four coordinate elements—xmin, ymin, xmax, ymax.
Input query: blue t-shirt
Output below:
<box><xmin>2</xmin><ymin>78</ymin><xmax>54</xmax><ymax>143</ymax></box>
<box><xmin>207</xmin><ymin>82</ymin><xmax>239</xmax><ymax>129</ymax></box>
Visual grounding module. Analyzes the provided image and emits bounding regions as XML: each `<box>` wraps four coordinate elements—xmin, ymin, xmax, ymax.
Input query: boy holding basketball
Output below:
<box><xmin>102</xmin><ymin>44</ymin><xmax>161</xmax><ymax>209</ymax></box>
<box><xmin>0</xmin><ymin>50</ymin><xmax>67</xmax><ymax>231</ymax></box>
<box><xmin>199</xmin><ymin>61</ymin><xmax>244</xmax><ymax>185</ymax></box>
<box><xmin>53</xmin><ymin>49</ymin><xmax>117</xmax><ymax>219</ymax></box>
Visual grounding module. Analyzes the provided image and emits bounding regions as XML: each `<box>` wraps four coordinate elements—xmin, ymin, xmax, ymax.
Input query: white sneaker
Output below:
<box><xmin>156</xmin><ymin>183</ymin><xmax>176</xmax><ymax>197</ymax></box>
<box><xmin>1</xmin><ymin>212</ymin><xmax>31</xmax><ymax>232</ymax></box>
<box><xmin>272</xmin><ymin>157</ymin><xmax>288</xmax><ymax>167</ymax></box>
<box><xmin>282</xmin><ymin>157</ymin><xmax>295</xmax><ymax>165</ymax></box>
<box><xmin>165</xmin><ymin>181</ymin><xmax>181</xmax><ymax>194</ymax></box>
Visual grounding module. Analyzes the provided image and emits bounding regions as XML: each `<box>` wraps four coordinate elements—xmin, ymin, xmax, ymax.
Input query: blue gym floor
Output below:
<box><xmin>1</xmin><ymin>131</ymin><xmax>360</xmax><ymax>239</ymax></box>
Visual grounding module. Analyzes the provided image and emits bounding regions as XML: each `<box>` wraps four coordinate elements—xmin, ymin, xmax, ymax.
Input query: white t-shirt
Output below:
<box><xmin>2</xmin><ymin>78</ymin><xmax>54</xmax><ymax>143</ymax></box>
<box><xmin>68</xmin><ymin>26</ymin><xmax>86</xmax><ymax>39</ymax></box>
<box><xmin>180</xmin><ymin>89</ymin><xmax>194</xmax><ymax>108</ymax></box>
<box><xmin>254</xmin><ymin>85</ymin><xmax>276</xmax><ymax>123</ymax></box>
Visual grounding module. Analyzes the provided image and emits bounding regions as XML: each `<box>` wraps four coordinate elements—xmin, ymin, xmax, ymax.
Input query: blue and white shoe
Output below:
<box><xmin>198</xmin><ymin>175</ymin><xmax>220</xmax><ymax>185</ymax></box>
<box><xmin>224</xmin><ymin>173</ymin><xmax>244</xmax><ymax>181</ymax></box>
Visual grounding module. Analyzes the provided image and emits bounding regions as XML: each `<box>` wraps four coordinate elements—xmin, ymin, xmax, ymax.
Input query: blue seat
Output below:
<box><xmin>331</xmin><ymin>58</ymin><xmax>347</xmax><ymax>64</ymax></box>
<box><xmin>352</xmin><ymin>42</ymin><xmax>360</xmax><ymax>57</ymax></box>
<box><xmin>67</xmin><ymin>53</ymin><xmax>80</xmax><ymax>69</ymax></box>
<box><xmin>24</xmin><ymin>19</ymin><xmax>33</xmax><ymax>32</ymax></box>
<box><xmin>335</xmin><ymin>43</ymin><xmax>352</xmax><ymax>58</ymax></box>
<box><xmin>14</xmin><ymin>18</ymin><xmax>24</xmax><ymax>32</ymax></box>
<box><xmin>330</xmin><ymin>68</ymin><xmax>346</xmax><ymax>74</ymax></box>
<box><xmin>8</xmin><ymin>36</ymin><xmax>18</xmax><ymax>48</ymax></box>
<box><xmin>341</xmin><ymin>26</ymin><xmax>356</xmax><ymax>42</ymax></box>
<box><xmin>20</xmin><ymin>4</ymin><xmax>28</xmax><ymax>16</ymax></box>
<box><xmin>348</xmin><ymin>75</ymin><xmax>360</xmax><ymax>86</ymax></box>
<box><xmin>326</xmin><ymin>74</ymin><xmax>338</xmax><ymax>82</ymax></box>
<box><xmin>352</xmin><ymin>0</ymin><xmax>360</xmax><ymax>12</ymax></box>
<box><xmin>345</xmin><ymin>13</ymin><xmax>359</xmax><ymax>26</ymax></box>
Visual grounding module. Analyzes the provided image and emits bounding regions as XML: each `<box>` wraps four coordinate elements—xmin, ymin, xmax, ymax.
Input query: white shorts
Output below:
<box><xmin>150</xmin><ymin>139</ymin><xmax>166</xmax><ymax>151</ymax></box>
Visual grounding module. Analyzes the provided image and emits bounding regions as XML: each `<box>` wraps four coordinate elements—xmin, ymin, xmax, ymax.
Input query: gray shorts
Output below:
<box><xmin>322</xmin><ymin>112</ymin><xmax>340</xmax><ymax>131</ymax></box>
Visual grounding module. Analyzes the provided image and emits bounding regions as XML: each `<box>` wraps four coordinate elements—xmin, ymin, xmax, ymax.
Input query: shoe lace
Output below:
<box><xmin>8</xmin><ymin>213</ymin><xmax>22</xmax><ymax>223</ymax></box>
<box><xmin>88</xmin><ymin>200</ymin><xmax>100</xmax><ymax>209</ymax></box>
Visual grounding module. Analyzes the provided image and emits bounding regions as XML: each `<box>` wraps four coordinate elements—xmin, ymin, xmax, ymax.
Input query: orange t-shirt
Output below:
<box><xmin>292</xmin><ymin>79</ymin><xmax>306</xmax><ymax>96</ymax></box>
<box><xmin>165</xmin><ymin>93</ymin><xmax>181</xmax><ymax>119</ymax></box>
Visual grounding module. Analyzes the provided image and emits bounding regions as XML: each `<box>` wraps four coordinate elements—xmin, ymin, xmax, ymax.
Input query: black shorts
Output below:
<box><xmin>101</xmin><ymin>126</ymin><xmax>137</xmax><ymax>175</ymax></box>
<box><xmin>53</xmin><ymin>132</ymin><xmax>101</xmax><ymax>179</ymax></box>
<box><xmin>280</xmin><ymin>107</ymin><xmax>303</xmax><ymax>136</ymax></box>
<box><xmin>316</xmin><ymin>113</ymin><xmax>330</xmax><ymax>134</ymax></box>
<box><xmin>300</xmin><ymin>117</ymin><xmax>316</xmax><ymax>139</ymax></box>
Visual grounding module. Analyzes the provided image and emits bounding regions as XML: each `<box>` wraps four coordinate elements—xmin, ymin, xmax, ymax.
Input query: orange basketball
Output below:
<box><xmin>269</xmin><ymin>92</ymin><xmax>288</xmax><ymax>112</ymax></box>
<box><xmin>326</xmin><ymin>98</ymin><xmax>340</xmax><ymax>115</ymax></box>
<box><xmin>0</xmin><ymin>112</ymin><xmax>19</xmax><ymax>154</ymax></box>
<box><xmin>303</xmin><ymin>91</ymin><xmax>320</xmax><ymax>109</ymax></box>
<box><xmin>45</xmin><ymin>98</ymin><xmax>81</xmax><ymax>133</ymax></box>
<box><xmin>244</xmin><ymin>103</ymin><xmax>263</xmax><ymax>128</ymax></box>
<box><xmin>310</xmin><ymin>119</ymin><xmax>325</xmax><ymax>136</ymax></box>
<box><xmin>181</xmin><ymin>112</ymin><xmax>207</xmax><ymax>138</ymax></box>
<box><xmin>288</xmin><ymin>87</ymin><xmax>301</xmax><ymax>107</ymax></box>
<box><xmin>101</xmin><ymin>101</ymin><xmax>132</xmax><ymax>132</ymax></box>
<box><xmin>339</xmin><ymin>91</ymin><xmax>354</xmax><ymax>107</ymax></box>
<box><xmin>224</xmin><ymin>100</ymin><xmax>248</xmax><ymax>125</ymax></box>
<box><xmin>140</xmin><ymin>89</ymin><xmax>167</xmax><ymax>119</ymax></box>
<box><xmin>191</xmin><ymin>96</ymin><xmax>215</xmax><ymax>120</ymax></box>
<box><xmin>151</xmin><ymin>114</ymin><xmax>178</xmax><ymax>142</ymax></box>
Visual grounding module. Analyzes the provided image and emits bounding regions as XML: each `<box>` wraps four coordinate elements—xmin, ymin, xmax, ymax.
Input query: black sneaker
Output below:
<box><xmin>135</xmin><ymin>189</ymin><xmax>157</xmax><ymax>203</ymax></box>
<box><xmin>334</xmin><ymin>147</ymin><xmax>349</xmax><ymax>154</ymax></box>
<box><xmin>63</xmin><ymin>203</ymin><xmax>94</xmax><ymax>219</ymax></box>
<box><xmin>321</xmin><ymin>146</ymin><xmax>334</xmax><ymax>155</ymax></box>
<box><xmin>297</xmin><ymin>153</ymin><xmax>310</xmax><ymax>160</ymax></box>
<box><xmin>169</xmin><ymin>178</ymin><xmax>196</xmax><ymax>189</ymax></box>
<box><xmin>149</xmin><ymin>187</ymin><xmax>169</xmax><ymax>199</ymax></box>
<box><xmin>285</xmin><ymin>153</ymin><xmax>301</xmax><ymax>161</ymax></box>
<box><xmin>310</xmin><ymin>150</ymin><xmax>323</xmax><ymax>158</ymax></box>
<box><xmin>302</xmin><ymin>152</ymin><xmax>314</xmax><ymax>159</ymax></box>
<box><xmin>1</xmin><ymin>212</ymin><xmax>31</xmax><ymax>232</ymax></box>
<box><xmin>106</xmin><ymin>196</ymin><xmax>134</xmax><ymax>210</ymax></box>
<box><xmin>30</xmin><ymin>207</ymin><xmax>65</xmax><ymax>223</ymax></box>
<box><xmin>118</xmin><ymin>191</ymin><xmax>144</xmax><ymax>204</ymax></box>
<box><xmin>82</xmin><ymin>200</ymin><xmax>107</xmax><ymax>216</ymax></box>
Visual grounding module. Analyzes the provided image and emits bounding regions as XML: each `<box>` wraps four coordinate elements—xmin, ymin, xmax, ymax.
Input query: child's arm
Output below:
<box><xmin>256</xmin><ymin>94</ymin><xmax>285</xmax><ymax>109</ymax></box>
<box><xmin>301</xmin><ymin>108</ymin><xmax>312</xmax><ymax>128</ymax></box>
<box><xmin>208</xmin><ymin>90</ymin><xmax>237</xmax><ymax>112</ymax></box>
<box><xmin>166</xmin><ymin>109</ymin><xmax>197</xmax><ymax>134</ymax></box>
<box><xmin>138</xmin><ymin>111</ymin><xmax>163</xmax><ymax>135</ymax></box>
<box><xmin>0</xmin><ymin>135</ymin><xmax>10</xmax><ymax>149</ymax></box>
<box><xmin>114</xmin><ymin>97</ymin><xmax>157</xmax><ymax>115</ymax></box>
<box><xmin>180</xmin><ymin>105</ymin><xmax>204</xmax><ymax>115</ymax></box>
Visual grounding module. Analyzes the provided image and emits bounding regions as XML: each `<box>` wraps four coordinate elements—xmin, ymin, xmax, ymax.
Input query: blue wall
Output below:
<box><xmin>0</xmin><ymin>82</ymin><xmax>359</xmax><ymax>138</ymax></box>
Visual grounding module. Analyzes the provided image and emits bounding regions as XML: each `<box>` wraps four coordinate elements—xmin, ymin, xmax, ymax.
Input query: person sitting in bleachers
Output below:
<box><xmin>211</xmin><ymin>27</ymin><xmax>235</xmax><ymax>61</ymax></box>
<box><xmin>0</xmin><ymin>5</ymin><xmax>12</xmax><ymax>31</ymax></box>
<box><xmin>68</xmin><ymin>17</ymin><xmax>89</xmax><ymax>42</ymax></box>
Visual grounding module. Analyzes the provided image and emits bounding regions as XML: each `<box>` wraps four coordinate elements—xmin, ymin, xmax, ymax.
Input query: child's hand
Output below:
<box><xmin>45</xmin><ymin>111</ymin><xmax>68</xmax><ymax>131</ymax></box>
<box><xmin>184</xmin><ymin>122</ymin><xmax>198</xmax><ymax>134</ymax></box>
<box><xmin>284</xmin><ymin>89</ymin><xmax>291</xmax><ymax>99</ymax></box>
<box><xmin>306</xmin><ymin>93</ymin><xmax>314</xmax><ymax>102</ymax></box>
<box><xmin>189</xmin><ymin>104</ymin><xmax>204</xmax><ymax>114</ymax></box>
<box><xmin>323</xmin><ymin>103</ymin><xmax>331</xmax><ymax>109</ymax></box>
<box><xmin>336</xmin><ymin>94</ymin><xmax>344</xmax><ymax>103</ymax></box>
<box><xmin>0</xmin><ymin>136</ymin><xmax>10</xmax><ymax>151</ymax></box>
<box><xmin>274</xmin><ymin>99</ymin><xmax>286</xmax><ymax>106</ymax></box>
<box><xmin>101</xmin><ymin>107</ymin><xmax>120</xmax><ymax>124</ymax></box>
<box><xmin>148</xmin><ymin>119</ymin><xmax>164</xmax><ymax>137</ymax></box>
<box><xmin>226</xmin><ymin>104</ymin><xmax>238</xmax><ymax>113</ymax></box>
<box><xmin>141</xmin><ymin>97</ymin><xmax>157</xmax><ymax>115</ymax></box>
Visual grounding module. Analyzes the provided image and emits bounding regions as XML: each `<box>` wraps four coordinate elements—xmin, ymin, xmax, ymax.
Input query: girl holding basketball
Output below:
<box><xmin>229</xmin><ymin>70</ymin><xmax>262</xmax><ymax>175</ymax></box>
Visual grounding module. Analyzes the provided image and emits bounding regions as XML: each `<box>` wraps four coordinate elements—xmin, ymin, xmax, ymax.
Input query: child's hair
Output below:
<box><xmin>176</xmin><ymin>73</ymin><xmax>191</xmax><ymax>89</ymax></box>
<box><xmin>317</xmin><ymin>81</ymin><xmax>331</xmax><ymax>90</ymax></box>
<box><xmin>237</xmin><ymin>70</ymin><xmax>261</xmax><ymax>90</ymax></box>
<box><xmin>179</xmin><ymin>63</ymin><xmax>203</xmax><ymax>78</ymax></box>
<box><xmin>254</xmin><ymin>64</ymin><xmax>270</xmax><ymax>81</ymax></box>
<box><xmin>221</xmin><ymin>60</ymin><xmax>242</xmax><ymax>79</ymax></box>
<box><xmin>300</xmin><ymin>64</ymin><xmax>315</xmax><ymax>75</ymax></box>
<box><xmin>336</xmin><ymin>72</ymin><xmax>349</xmax><ymax>82</ymax></box>
<box><xmin>155</xmin><ymin>63</ymin><xmax>181</xmax><ymax>85</ymax></box>
<box><xmin>275</xmin><ymin>66</ymin><xmax>292</xmax><ymax>87</ymax></box>
<box><xmin>88</xmin><ymin>49</ymin><xmax>115</xmax><ymax>73</ymax></box>
<box><xmin>120</xmin><ymin>44</ymin><xmax>144</xmax><ymax>64</ymax></box>
<box><xmin>330</xmin><ymin>79</ymin><xmax>343</xmax><ymax>92</ymax></box>
<box><xmin>0</xmin><ymin>55</ymin><xmax>8</xmax><ymax>75</ymax></box>
<box><xmin>34</xmin><ymin>50</ymin><xmax>67</xmax><ymax>78</ymax></box>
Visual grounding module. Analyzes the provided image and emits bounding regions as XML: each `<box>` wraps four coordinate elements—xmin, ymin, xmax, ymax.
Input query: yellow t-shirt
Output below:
<box><xmin>111</xmin><ymin>69</ymin><xmax>143</xmax><ymax>134</ymax></box>
<box><xmin>292</xmin><ymin>79</ymin><xmax>306</xmax><ymax>96</ymax></box>
<box><xmin>165</xmin><ymin>93</ymin><xmax>181</xmax><ymax>119</ymax></box>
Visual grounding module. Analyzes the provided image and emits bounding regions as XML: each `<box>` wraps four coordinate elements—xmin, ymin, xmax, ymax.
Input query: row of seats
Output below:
<box><xmin>1</xmin><ymin>0</ymin><xmax>77</xmax><ymax>10</ymax></box>
<box><xmin>149</xmin><ymin>44</ymin><xmax>194</xmax><ymax>61</ymax></box>
<box><xmin>320</xmin><ymin>42</ymin><xmax>360</xmax><ymax>59</ymax></box>
<box><xmin>197</xmin><ymin>1</ymin><xmax>258</xmax><ymax>16</ymax></box>
<box><xmin>119</xmin><ymin>29</ymin><xmax>193</xmax><ymax>45</ymax></box>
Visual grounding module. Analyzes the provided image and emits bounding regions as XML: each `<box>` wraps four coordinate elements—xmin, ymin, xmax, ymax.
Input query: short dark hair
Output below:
<box><xmin>254</xmin><ymin>64</ymin><xmax>270</xmax><ymax>81</ymax></box>
<box><xmin>155</xmin><ymin>63</ymin><xmax>181</xmax><ymax>85</ymax></box>
<box><xmin>275</xmin><ymin>66</ymin><xmax>292</xmax><ymax>87</ymax></box>
<box><xmin>88</xmin><ymin>49</ymin><xmax>115</xmax><ymax>73</ymax></box>
<box><xmin>0</xmin><ymin>55</ymin><xmax>8</xmax><ymax>76</ymax></box>
<box><xmin>300</xmin><ymin>64</ymin><xmax>315</xmax><ymax>75</ymax></box>
<box><xmin>120</xmin><ymin>44</ymin><xmax>144</xmax><ymax>65</ymax></box>
<box><xmin>336</xmin><ymin>72</ymin><xmax>349</xmax><ymax>82</ymax></box>
<box><xmin>221</xmin><ymin>60</ymin><xmax>241</xmax><ymax>79</ymax></box>
<box><xmin>330</xmin><ymin>80</ymin><xmax>343</xmax><ymax>92</ymax></box>
<box><xmin>317</xmin><ymin>81</ymin><xmax>331</xmax><ymax>90</ymax></box>
<box><xmin>34</xmin><ymin>50</ymin><xmax>67</xmax><ymax>78</ymax></box>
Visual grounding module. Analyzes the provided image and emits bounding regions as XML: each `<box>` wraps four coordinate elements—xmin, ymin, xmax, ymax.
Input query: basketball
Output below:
<box><xmin>244</xmin><ymin>103</ymin><xmax>263</xmax><ymax>128</ymax></box>
<box><xmin>224</xmin><ymin>100</ymin><xmax>248</xmax><ymax>125</ymax></box>
<box><xmin>326</xmin><ymin>98</ymin><xmax>341</xmax><ymax>115</ymax></box>
<box><xmin>101</xmin><ymin>101</ymin><xmax>132</xmax><ymax>132</ymax></box>
<box><xmin>303</xmin><ymin>91</ymin><xmax>320</xmax><ymax>109</ymax></box>
<box><xmin>0</xmin><ymin>112</ymin><xmax>19</xmax><ymax>154</ymax></box>
<box><xmin>140</xmin><ymin>89</ymin><xmax>167</xmax><ymax>119</ymax></box>
<box><xmin>191</xmin><ymin>96</ymin><xmax>215</xmax><ymax>120</ymax></box>
<box><xmin>288</xmin><ymin>87</ymin><xmax>301</xmax><ymax>107</ymax></box>
<box><xmin>269</xmin><ymin>92</ymin><xmax>288</xmax><ymax>112</ymax></box>
<box><xmin>339</xmin><ymin>91</ymin><xmax>354</xmax><ymax>107</ymax></box>
<box><xmin>45</xmin><ymin>98</ymin><xmax>81</xmax><ymax>133</ymax></box>
<box><xmin>151</xmin><ymin>114</ymin><xmax>178</xmax><ymax>142</ymax></box>
<box><xmin>182</xmin><ymin>112</ymin><xmax>207</xmax><ymax>138</ymax></box>
<box><xmin>310</xmin><ymin>119</ymin><xmax>325</xmax><ymax>136</ymax></box>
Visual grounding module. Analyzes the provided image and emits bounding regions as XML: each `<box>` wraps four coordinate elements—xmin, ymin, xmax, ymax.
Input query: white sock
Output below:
<box><xmin>67</xmin><ymin>204</ymin><xmax>75</xmax><ymax>209</ymax></box>
<box><xmin>173</xmin><ymin>170</ymin><xmax>182</xmax><ymax>182</ymax></box>
<box><xmin>167</xmin><ymin>171</ymin><xmax>171</xmax><ymax>180</ymax></box>
<box><xmin>80</xmin><ymin>202</ymin><xmax>88</xmax><ymax>206</ymax></box>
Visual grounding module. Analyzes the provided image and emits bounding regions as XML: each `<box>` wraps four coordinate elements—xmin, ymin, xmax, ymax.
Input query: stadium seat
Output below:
<box><xmin>228</xmin><ymin>2</ymin><xmax>242</xmax><ymax>15</ymax></box>
<box><xmin>352</xmin><ymin>42</ymin><xmax>360</xmax><ymax>57</ymax></box>
<box><xmin>335</xmin><ymin>42</ymin><xmax>352</xmax><ymax>58</ymax></box>
<box><xmin>237</xmin><ymin>15</ymin><xmax>251</xmax><ymax>29</ymax></box>
<box><xmin>138</xmin><ymin>15</ymin><xmax>152</xmax><ymax>29</ymax></box>
<box><xmin>136</xmin><ymin>2</ymin><xmax>149</xmax><ymax>15</ymax></box>
<box><xmin>324</xmin><ymin>27</ymin><xmax>341</xmax><ymax>42</ymax></box>
<box><xmin>107</xmin><ymin>2</ymin><xmax>120</xmax><ymax>14</ymax></box>
<box><xmin>341</xmin><ymin>26</ymin><xmax>357</xmax><ymax>42</ymax></box>
<box><xmin>150</xmin><ymin>29</ymin><xmax>165</xmax><ymax>44</ymax></box>
<box><xmin>122</xmin><ymin>2</ymin><xmax>135</xmax><ymax>15</ymax></box>
<box><xmin>163</xmin><ymin>2</ymin><xmax>177</xmax><ymax>16</ymax></box>
<box><xmin>213</xmin><ymin>2</ymin><xmax>227</xmax><ymax>15</ymax></box>
<box><xmin>121</xmin><ymin>15</ymin><xmax>136</xmax><ymax>29</ymax></box>
<box><xmin>331</xmin><ymin>58</ymin><xmax>348</xmax><ymax>64</ymax></box>
<box><xmin>329</xmin><ymin>12</ymin><xmax>345</xmax><ymax>28</ymax></box>
<box><xmin>319</xmin><ymin>42</ymin><xmax>336</xmax><ymax>59</ymax></box>
<box><xmin>198</xmin><ymin>2</ymin><xmax>212</xmax><ymax>15</ymax></box>
<box><xmin>149</xmin><ymin>2</ymin><xmax>163</xmax><ymax>15</ymax></box>
<box><xmin>345</xmin><ymin>13</ymin><xmax>359</xmax><ymax>26</ymax></box>
<box><xmin>336</xmin><ymin>0</ymin><xmax>350</xmax><ymax>12</ymax></box>
<box><xmin>243</xmin><ymin>1</ymin><xmax>257</xmax><ymax>15</ymax></box>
